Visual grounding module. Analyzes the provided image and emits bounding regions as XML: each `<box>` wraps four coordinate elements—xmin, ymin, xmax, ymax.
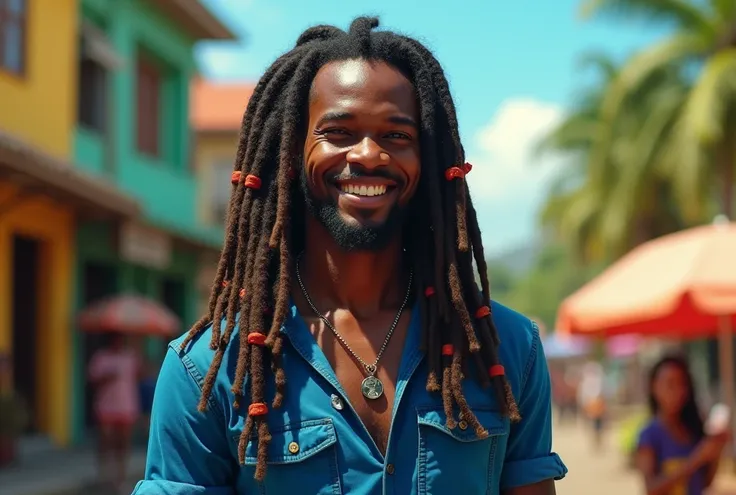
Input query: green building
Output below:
<box><xmin>71</xmin><ymin>0</ymin><xmax>234</xmax><ymax>444</ymax></box>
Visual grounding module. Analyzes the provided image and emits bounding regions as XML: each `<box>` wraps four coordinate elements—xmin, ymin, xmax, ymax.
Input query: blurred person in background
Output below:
<box><xmin>636</xmin><ymin>355</ymin><xmax>728</xmax><ymax>495</ymax></box>
<box><xmin>134</xmin><ymin>16</ymin><xmax>567</xmax><ymax>495</ymax></box>
<box><xmin>88</xmin><ymin>332</ymin><xmax>141</xmax><ymax>494</ymax></box>
<box><xmin>578</xmin><ymin>360</ymin><xmax>606</xmax><ymax>450</ymax></box>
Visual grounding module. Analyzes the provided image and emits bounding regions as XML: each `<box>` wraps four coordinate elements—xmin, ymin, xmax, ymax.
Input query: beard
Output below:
<box><xmin>299</xmin><ymin>169</ymin><xmax>407</xmax><ymax>252</ymax></box>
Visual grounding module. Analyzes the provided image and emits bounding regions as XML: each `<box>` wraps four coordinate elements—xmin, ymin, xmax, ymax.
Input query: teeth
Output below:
<box><xmin>340</xmin><ymin>184</ymin><xmax>388</xmax><ymax>196</ymax></box>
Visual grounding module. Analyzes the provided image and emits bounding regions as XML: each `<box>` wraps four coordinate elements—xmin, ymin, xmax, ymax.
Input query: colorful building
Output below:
<box><xmin>69</xmin><ymin>0</ymin><xmax>235</xmax><ymax>444</ymax></box>
<box><xmin>0</xmin><ymin>0</ymin><xmax>139</xmax><ymax>447</ymax></box>
<box><xmin>190</xmin><ymin>79</ymin><xmax>255</xmax><ymax>312</ymax></box>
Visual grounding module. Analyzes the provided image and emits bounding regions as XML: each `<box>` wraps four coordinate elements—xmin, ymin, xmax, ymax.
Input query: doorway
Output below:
<box><xmin>81</xmin><ymin>262</ymin><xmax>117</xmax><ymax>427</ymax></box>
<box><xmin>11</xmin><ymin>235</ymin><xmax>41</xmax><ymax>433</ymax></box>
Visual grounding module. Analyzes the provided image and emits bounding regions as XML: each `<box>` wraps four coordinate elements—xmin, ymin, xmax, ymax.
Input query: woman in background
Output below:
<box><xmin>88</xmin><ymin>332</ymin><xmax>141</xmax><ymax>494</ymax></box>
<box><xmin>636</xmin><ymin>355</ymin><xmax>728</xmax><ymax>495</ymax></box>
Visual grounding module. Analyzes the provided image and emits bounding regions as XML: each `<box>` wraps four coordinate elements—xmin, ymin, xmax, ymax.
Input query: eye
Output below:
<box><xmin>316</xmin><ymin>127</ymin><xmax>350</xmax><ymax>136</ymax></box>
<box><xmin>386</xmin><ymin>132</ymin><xmax>412</xmax><ymax>141</ymax></box>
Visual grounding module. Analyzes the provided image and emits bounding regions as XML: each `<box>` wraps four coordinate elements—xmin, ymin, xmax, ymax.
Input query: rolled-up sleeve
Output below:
<box><xmin>132</xmin><ymin>347</ymin><xmax>237</xmax><ymax>495</ymax></box>
<box><xmin>500</xmin><ymin>325</ymin><xmax>568</xmax><ymax>489</ymax></box>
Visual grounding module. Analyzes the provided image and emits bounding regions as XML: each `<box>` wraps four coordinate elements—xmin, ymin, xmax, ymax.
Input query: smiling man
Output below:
<box><xmin>133</xmin><ymin>17</ymin><xmax>567</xmax><ymax>495</ymax></box>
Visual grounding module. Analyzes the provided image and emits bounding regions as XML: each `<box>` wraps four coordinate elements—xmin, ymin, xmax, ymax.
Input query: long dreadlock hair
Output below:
<box><xmin>181</xmin><ymin>16</ymin><xmax>520</xmax><ymax>481</ymax></box>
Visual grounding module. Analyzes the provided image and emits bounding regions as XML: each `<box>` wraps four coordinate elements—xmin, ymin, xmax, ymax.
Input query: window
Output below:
<box><xmin>211</xmin><ymin>160</ymin><xmax>233</xmax><ymax>224</ymax></box>
<box><xmin>78</xmin><ymin>22</ymin><xmax>119</xmax><ymax>132</ymax></box>
<box><xmin>78</xmin><ymin>57</ymin><xmax>107</xmax><ymax>132</ymax></box>
<box><xmin>0</xmin><ymin>0</ymin><xmax>27</xmax><ymax>75</ymax></box>
<box><xmin>136</xmin><ymin>53</ymin><xmax>161</xmax><ymax>157</ymax></box>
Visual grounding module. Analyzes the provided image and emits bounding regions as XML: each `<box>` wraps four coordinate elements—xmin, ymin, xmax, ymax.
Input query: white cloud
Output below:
<box><xmin>469</xmin><ymin>98</ymin><xmax>564</xmax><ymax>199</ymax></box>
<box><xmin>465</xmin><ymin>98</ymin><xmax>567</xmax><ymax>255</ymax></box>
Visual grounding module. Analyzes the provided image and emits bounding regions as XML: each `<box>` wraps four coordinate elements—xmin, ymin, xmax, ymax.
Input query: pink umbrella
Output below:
<box><xmin>78</xmin><ymin>294</ymin><xmax>180</xmax><ymax>337</ymax></box>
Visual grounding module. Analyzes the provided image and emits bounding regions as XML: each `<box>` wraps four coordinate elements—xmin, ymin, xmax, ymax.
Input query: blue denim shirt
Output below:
<box><xmin>133</xmin><ymin>301</ymin><xmax>567</xmax><ymax>494</ymax></box>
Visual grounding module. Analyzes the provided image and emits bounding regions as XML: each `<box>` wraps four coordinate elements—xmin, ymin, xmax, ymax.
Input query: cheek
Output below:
<box><xmin>302</xmin><ymin>142</ymin><xmax>330</xmax><ymax>185</ymax></box>
<box><xmin>399</xmin><ymin>151</ymin><xmax>421</xmax><ymax>198</ymax></box>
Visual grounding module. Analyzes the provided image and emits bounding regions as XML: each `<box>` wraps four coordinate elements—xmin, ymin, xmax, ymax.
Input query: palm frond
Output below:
<box><xmin>580</xmin><ymin>0</ymin><xmax>718</xmax><ymax>34</ymax></box>
<box><xmin>577</xmin><ymin>50</ymin><xmax>620</xmax><ymax>82</ymax></box>
<box><xmin>682</xmin><ymin>48</ymin><xmax>736</xmax><ymax>145</ymax></box>
<box><xmin>587</xmin><ymin>34</ymin><xmax>708</xmax><ymax>185</ymax></box>
<box><xmin>601</xmin><ymin>33</ymin><xmax>707</xmax><ymax>121</ymax></box>
<box><xmin>709</xmin><ymin>0</ymin><xmax>736</xmax><ymax>22</ymax></box>
<box><xmin>536</xmin><ymin>115</ymin><xmax>600</xmax><ymax>155</ymax></box>
<box><xmin>661</xmin><ymin>48</ymin><xmax>736</xmax><ymax>220</ymax></box>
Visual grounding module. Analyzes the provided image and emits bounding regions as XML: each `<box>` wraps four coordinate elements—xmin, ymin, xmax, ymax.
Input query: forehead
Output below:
<box><xmin>309</xmin><ymin>59</ymin><xmax>417</xmax><ymax>117</ymax></box>
<box><xmin>656</xmin><ymin>363</ymin><xmax>685</xmax><ymax>382</ymax></box>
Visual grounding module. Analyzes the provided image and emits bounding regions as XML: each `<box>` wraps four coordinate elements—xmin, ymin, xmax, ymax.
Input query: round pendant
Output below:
<box><xmin>361</xmin><ymin>375</ymin><xmax>384</xmax><ymax>400</ymax></box>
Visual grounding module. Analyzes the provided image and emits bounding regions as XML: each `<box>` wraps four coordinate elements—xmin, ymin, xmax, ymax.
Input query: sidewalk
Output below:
<box><xmin>0</xmin><ymin>446</ymin><xmax>145</xmax><ymax>495</ymax></box>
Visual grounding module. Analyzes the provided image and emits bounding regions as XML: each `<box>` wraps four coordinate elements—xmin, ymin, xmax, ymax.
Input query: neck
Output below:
<box><xmin>298</xmin><ymin>218</ymin><xmax>408</xmax><ymax>318</ymax></box>
<box><xmin>658</xmin><ymin>411</ymin><xmax>682</xmax><ymax>428</ymax></box>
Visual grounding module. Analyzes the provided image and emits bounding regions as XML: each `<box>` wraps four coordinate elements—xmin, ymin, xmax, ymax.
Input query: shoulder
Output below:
<box><xmin>491</xmin><ymin>302</ymin><xmax>539</xmax><ymax>371</ymax></box>
<box><xmin>490</xmin><ymin>301</ymin><xmax>543</xmax><ymax>395</ymax></box>
<box><xmin>638</xmin><ymin>419</ymin><xmax>664</xmax><ymax>448</ymax></box>
<box><xmin>639</xmin><ymin>419</ymin><xmax>663</xmax><ymax>438</ymax></box>
<box><xmin>168</xmin><ymin>320</ymin><xmax>241</xmax><ymax>394</ymax></box>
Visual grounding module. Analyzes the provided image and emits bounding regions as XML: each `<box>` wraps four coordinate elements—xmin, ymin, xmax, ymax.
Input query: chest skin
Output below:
<box><xmin>299</xmin><ymin>308</ymin><xmax>413</xmax><ymax>455</ymax></box>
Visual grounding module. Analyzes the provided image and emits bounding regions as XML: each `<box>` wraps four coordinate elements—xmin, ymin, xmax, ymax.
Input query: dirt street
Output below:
<box><xmin>552</xmin><ymin>419</ymin><xmax>640</xmax><ymax>494</ymax></box>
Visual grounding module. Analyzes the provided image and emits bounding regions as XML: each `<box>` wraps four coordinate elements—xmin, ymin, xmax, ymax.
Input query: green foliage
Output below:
<box><xmin>573</xmin><ymin>0</ymin><xmax>736</xmax><ymax>226</ymax></box>
<box><xmin>487</xmin><ymin>244</ymin><xmax>604</xmax><ymax>330</ymax></box>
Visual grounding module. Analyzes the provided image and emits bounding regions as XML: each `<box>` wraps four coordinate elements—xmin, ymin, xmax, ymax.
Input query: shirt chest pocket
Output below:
<box><xmin>416</xmin><ymin>407</ymin><xmax>509</xmax><ymax>495</ymax></box>
<box><xmin>235</xmin><ymin>418</ymin><xmax>343</xmax><ymax>495</ymax></box>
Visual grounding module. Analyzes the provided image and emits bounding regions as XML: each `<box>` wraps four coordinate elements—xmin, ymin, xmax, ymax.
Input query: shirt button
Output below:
<box><xmin>386</xmin><ymin>463</ymin><xmax>395</xmax><ymax>475</ymax></box>
<box><xmin>288</xmin><ymin>441</ymin><xmax>299</xmax><ymax>454</ymax></box>
<box><xmin>330</xmin><ymin>394</ymin><xmax>344</xmax><ymax>411</ymax></box>
<box><xmin>458</xmin><ymin>420</ymin><xmax>468</xmax><ymax>430</ymax></box>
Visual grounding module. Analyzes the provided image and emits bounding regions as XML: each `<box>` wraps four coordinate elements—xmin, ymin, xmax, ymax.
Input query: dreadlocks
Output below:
<box><xmin>181</xmin><ymin>16</ymin><xmax>520</xmax><ymax>481</ymax></box>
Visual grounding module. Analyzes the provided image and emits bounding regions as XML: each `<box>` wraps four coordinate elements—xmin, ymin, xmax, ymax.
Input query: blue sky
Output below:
<box><xmin>196</xmin><ymin>0</ymin><xmax>662</xmax><ymax>255</ymax></box>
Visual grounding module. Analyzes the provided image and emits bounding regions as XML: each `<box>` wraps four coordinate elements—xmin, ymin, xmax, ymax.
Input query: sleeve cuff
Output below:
<box><xmin>132</xmin><ymin>480</ymin><xmax>236</xmax><ymax>495</ymax></box>
<box><xmin>500</xmin><ymin>452</ymin><xmax>568</xmax><ymax>489</ymax></box>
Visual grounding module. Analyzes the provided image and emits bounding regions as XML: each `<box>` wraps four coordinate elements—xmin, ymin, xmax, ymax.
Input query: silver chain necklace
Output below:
<box><xmin>295</xmin><ymin>257</ymin><xmax>413</xmax><ymax>400</ymax></box>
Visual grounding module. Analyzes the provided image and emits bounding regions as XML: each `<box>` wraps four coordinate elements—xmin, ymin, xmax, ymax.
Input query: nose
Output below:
<box><xmin>346</xmin><ymin>137</ymin><xmax>385</xmax><ymax>169</ymax></box>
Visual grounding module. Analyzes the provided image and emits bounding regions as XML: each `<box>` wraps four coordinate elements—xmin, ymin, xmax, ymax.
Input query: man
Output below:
<box><xmin>133</xmin><ymin>17</ymin><xmax>567</xmax><ymax>495</ymax></box>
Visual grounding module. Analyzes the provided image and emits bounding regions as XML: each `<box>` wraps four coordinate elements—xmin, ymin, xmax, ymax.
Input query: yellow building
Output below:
<box><xmin>190</xmin><ymin>79</ymin><xmax>254</xmax><ymax>312</ymax></box>
<box><xmin>0</xmin><ymin>0</ymin><xmax>138</xmax><ymax>447</ymax></box>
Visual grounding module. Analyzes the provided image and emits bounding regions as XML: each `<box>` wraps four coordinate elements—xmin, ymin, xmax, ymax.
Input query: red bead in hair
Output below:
<box><xmin>488</xmin><ymin>365</ymin><xmax>505</xmax><ymax>378</ymax></box>
<box><xmin>461</xmin><ymin>162</ymin><xmax>473</xmax><ymax>174</ymax></box>
<box><xmin>231</xmin><ymin>171</ymin><xmax>242</xmax><ymax>184</ymax></box>
<box><xmin>444</xmin><ymin>167</ymin><xmax>465</xmax><ymax>181</ymax></box>
<box><xmin>222</xmin><ymin>280</ymin><xmax>230</xmax><ymax>288</ymax></box>
<box><xmin>239</xmin><ymin>288</ymin><xmax>246</xmax><ymax>298</ymax></box>
<box><xmin>441</xmin><ymin>344</ymin><xmax>454</xmax><ymax>356</ymax></box>
<box><xmin>244</xmin><ymin>174</ymin><xmax>262</xmax><ymax>190</ymax></box>
<box><xmin>424</xmin><ymin>286</ymin><xmax>436</xmax><ymax>297</ymax></box>
<box><xmin>248</xmin><ymin>402</ymin><xmax>268</xmax><ymax>416</ymax></box>
<box><xmin>247</xmin><ymin>333</ymin><xmax>266</xmax><ymax>346</ymax></box>
<box><xmin>475</xmin><ymin>306</ymin><xmax>491</xmax><ymax>319</ymax></box>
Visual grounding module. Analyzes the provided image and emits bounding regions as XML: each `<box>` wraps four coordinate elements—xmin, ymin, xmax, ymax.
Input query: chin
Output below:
<box><xmin>339</xmin><ymin>213</ymin><xmax>389</xmax><ymax>230</ymax></box>
<box><xmin>302</xmin><ymin>178</ymin><xmax>406</xmax><ymax>251</ymax></box>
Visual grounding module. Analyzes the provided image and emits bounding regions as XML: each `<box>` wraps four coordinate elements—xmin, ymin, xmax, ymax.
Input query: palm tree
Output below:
<box><xmin>580</xmin><ymin>0</ymin><xmax>736</xmax><ymax>221</ymax></box>
<box><xmin>539</xmin><ymin>52</ymin><xmax>691</xmax><ymax>261</ymax></box>
<box><xmin>537</xmin><ymin>53</ymin><xmax>619</xmax><ymax>261</ymax></box>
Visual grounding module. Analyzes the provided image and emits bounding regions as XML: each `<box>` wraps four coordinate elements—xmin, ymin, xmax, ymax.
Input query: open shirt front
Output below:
<box><xmin>133</xmin><ymin>301</ymin><xmax>567</xmax><ymax>494</ymax></box>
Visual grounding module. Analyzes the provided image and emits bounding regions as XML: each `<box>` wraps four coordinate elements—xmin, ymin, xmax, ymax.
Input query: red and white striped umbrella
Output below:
<box><xmin>78</xmin><ymin>294</ymin><xmax>180</xmax><ymax>337</ymax></box>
